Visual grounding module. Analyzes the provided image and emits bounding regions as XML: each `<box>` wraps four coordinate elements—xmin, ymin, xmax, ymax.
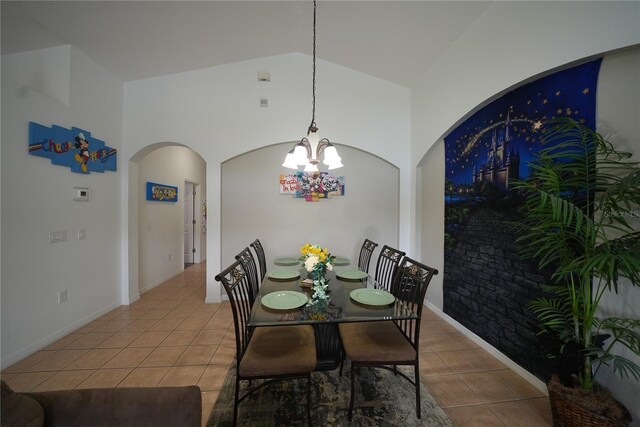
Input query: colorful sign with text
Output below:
<box><xmin>28</xmin><ymin>122</ymin><xmax>117</xmax><ymax>174</ymax></box>
<box><xmin>280</xmin><ymin>172</ymin><xmax>345</xmax><ymax>202</ymax></box>
<box><xmin>146</xmin><ymin>182</ymin><xmax>178</xmax><ymax>202</ymax></box>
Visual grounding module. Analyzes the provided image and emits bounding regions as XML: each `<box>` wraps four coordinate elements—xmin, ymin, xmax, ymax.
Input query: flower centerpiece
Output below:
<box><xmin>299</xmin><ymin>243</ymin><xmax>334</xmax><ymax>307</ymax></box>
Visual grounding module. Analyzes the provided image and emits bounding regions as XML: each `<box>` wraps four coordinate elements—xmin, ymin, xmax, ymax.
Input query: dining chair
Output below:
<box><xmin>338</xmin><ymin>256</ymin><xmax>438</xmax><ymax>420</ymax></box>
<box><xmin>235</xmin><ymin>247</ymin><xmax>260</xmax><ymax>305</ymax></box>
<box><xmin>357</xmin><ymin>238</ymin><xmax>378</xmax><ymax>273</ymax></box>
<box><xmin>374</xmin><ymin>245</ymin><xmax>406</xmax><ymax>292</ymax></box>
<box><xmin>215</xmin><ymin>259</ymin><xmax>317</xmax><ymax>426</ymax></box>
<box><xmin>250</xmin><ymin>239</ymin><xmax>267</xmax><ymax>281</ymax></box>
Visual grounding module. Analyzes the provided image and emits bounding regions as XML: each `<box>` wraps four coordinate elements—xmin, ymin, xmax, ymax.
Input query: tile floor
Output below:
<box><xmin>2</xmin><ymin>262</ymin><xmax>552</xmax><ymax>426</ymax></box>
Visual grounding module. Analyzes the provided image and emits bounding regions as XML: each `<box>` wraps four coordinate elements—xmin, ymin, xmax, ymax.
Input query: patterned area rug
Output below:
<box><xmin>207</xmin><ymin>361</ymin><xmax>452</xmax><ymax>426</ymax></box>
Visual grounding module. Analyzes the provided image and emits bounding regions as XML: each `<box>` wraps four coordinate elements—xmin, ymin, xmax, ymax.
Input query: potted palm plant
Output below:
<box><xmin>514</xmin><ymin>117</ymin><xmax>640</xmax><ymax>426</ymax></box>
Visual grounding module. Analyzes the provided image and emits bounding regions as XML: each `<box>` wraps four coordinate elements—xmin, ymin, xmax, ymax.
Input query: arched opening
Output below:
<box><xmin>128</xmin><ymin>142</ymin><xmax>207</xmax><ymax>301</ymax></box>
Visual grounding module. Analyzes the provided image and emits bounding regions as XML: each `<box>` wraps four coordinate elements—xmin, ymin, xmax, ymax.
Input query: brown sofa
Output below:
<box><xmin>1</xmin><ymin>380</ymin><xmax>202</xmax><ymax>427</ymax></box>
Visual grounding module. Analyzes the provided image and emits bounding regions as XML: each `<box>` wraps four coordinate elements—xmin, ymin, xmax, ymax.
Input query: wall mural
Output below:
<box><xmin>28</xmin><ymin>122</ymin><xmax>117</xmax><ymax>174</ymax></box>
<box><xmin>443</xmin><ymin>59</ymin><xmax>601</xmax><ymax>379</ymax></box>
<box><xmin>279</xmin><ymin>172</ymin><xmax>345</xmax><ymax>202</ymax></box>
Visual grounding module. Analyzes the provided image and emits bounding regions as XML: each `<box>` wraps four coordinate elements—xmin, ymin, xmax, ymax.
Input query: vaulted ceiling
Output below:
<box><xmin>1</xmin><ymin>1</ymin><xmax>492</xmax><ymax>87</ymax></box>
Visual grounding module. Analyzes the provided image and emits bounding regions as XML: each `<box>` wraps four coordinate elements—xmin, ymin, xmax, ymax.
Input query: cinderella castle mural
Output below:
<box><xmin>442</xmin><ymin>59</ymin><xmax>601</xmax><ymax>380</ymax></box>
<box><xmin>471</xmin><ymin>112</ymin><xmax>521</xmax><ymax>193</ymax></box>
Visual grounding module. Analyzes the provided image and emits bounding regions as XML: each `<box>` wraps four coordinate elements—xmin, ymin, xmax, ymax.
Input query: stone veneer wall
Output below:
<box><xmin>443</xmin><ymin>205</ymin><xmax>554</xmax><ymax>379</ymax></box>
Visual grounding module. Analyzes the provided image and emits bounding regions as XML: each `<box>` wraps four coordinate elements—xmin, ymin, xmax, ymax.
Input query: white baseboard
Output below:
<box><xmin>1</xmin><ymin>302</ymin><xmax>120</xmax><ymax>369</ymax></box>
<box><xmin>424</xmin><ymin>300</ymin><xmax>548</xmax><ymax>395</ymax></box>
<box><xmin>139</xmin><ymin>269</ymin><xmax>183</xmax><ymax>295</ymax></box>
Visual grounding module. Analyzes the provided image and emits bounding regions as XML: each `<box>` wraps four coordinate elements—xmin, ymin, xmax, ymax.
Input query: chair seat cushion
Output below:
<box><xmin>339</xmin><ymin>321</ymin><xmax>416</xmax><ymax>363</ymax></box>
<box><xmin>240</xmin><ymin>325</ymin><xmax>317</xmax><ymax>378</ymax></box>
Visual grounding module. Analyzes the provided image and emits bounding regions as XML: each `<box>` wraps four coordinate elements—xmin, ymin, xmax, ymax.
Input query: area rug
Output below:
<box><xmin>207</xmin><ymin>361</ymin><xmax>452</xmax><ymax>426</ymax></box>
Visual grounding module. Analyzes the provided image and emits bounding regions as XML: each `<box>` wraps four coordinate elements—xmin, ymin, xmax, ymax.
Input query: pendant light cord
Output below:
<box><xmin>309</xmin><ymin>0</ymin><xmax>317</xmax><ymax>132</ymax></box>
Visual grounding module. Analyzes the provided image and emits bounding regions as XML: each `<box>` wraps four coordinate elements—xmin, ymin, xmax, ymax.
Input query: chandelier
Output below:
<box><xmin>282</xmin><ymin>0</ymin><xmax>343</xmax><ymax>172</ymax></box>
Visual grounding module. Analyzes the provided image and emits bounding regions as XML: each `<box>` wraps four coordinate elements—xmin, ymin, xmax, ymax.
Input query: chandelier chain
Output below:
<box><xmin>309</xmin><ymin>0</ymin><xmax>317</xmax><ymax>132</ymax></box>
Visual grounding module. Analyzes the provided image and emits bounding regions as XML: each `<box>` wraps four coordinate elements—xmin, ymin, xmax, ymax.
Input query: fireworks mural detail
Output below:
<box><xmin>445</xmin><ymin>59</ymin><xmax>601</xmax><ymax>203</ymax></box>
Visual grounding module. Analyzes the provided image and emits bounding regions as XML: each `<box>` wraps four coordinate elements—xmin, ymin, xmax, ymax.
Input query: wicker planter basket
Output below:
<box><xmin>548</xmin><ymin>375</ymin><xmax>631</xmax><ymax>427</ymax></box>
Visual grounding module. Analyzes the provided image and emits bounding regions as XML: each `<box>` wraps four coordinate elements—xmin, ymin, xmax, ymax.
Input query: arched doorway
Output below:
<box><xmin>128</xmin><ymin>142</ymin><xmax>207</xmax><ymax>301</ymax></box>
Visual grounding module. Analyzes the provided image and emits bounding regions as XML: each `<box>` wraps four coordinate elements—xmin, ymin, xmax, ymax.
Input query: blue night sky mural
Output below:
<box><xmin>445</xmin><ymin>59</ymin><xmax>601</xmax><ymax>192</ymax></box>
<box><xmin>442</xmin><ymin>59</ymin><xmax>602</xmax><ymax>380</ymax></box>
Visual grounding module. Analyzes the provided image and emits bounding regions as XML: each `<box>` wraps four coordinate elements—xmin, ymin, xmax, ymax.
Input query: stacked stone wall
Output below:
<box><xmin>444</xmin><ymin>206</ymin><xmax>552</xmax><ymax>379</ymax></box>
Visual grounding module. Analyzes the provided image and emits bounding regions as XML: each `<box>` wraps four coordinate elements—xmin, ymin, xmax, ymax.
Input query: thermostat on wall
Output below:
<box><xmin>73</xmin><ymin>186</ymin><xmax>90</xmax><ymax>201</ymax></box>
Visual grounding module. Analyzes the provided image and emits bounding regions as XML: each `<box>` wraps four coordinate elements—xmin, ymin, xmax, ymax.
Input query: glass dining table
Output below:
<box><xmin>248</xmin><ymin>264</ymin><xmax>418</xmax><ymax>370</ymax></box>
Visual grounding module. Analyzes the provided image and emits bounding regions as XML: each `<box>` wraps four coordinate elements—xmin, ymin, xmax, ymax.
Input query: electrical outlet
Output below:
<box><xmin>58</xmin><ymin>290</ymin><xmax>68</xmax><ymax>304</ymax></box>
<box><xmin>78</xmin><ymin>228</ymin><xmax>86</xmax><ymax>240</ymax></box>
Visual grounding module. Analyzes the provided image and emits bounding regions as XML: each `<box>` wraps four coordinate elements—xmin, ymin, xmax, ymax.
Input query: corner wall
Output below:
<box><xmin>1</xmin><ymin>46</ymin><xmax>124</xmax><ymax>367</ymax></box>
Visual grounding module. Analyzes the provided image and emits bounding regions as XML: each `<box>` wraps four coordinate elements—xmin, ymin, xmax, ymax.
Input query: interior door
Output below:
<box><xmin>183</xmin><ymin>182</ymin><xmax>194</xmax><ymax>264</ymax></box>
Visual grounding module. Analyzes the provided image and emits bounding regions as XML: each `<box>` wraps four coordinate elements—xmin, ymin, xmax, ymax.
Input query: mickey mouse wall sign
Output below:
<box><xmin>28</xmin><ymin>122</ymin><xmax>117</xmax><ymax>174</ymax></box>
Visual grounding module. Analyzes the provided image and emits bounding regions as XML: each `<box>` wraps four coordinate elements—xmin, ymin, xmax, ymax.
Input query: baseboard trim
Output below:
<box><xmin>1</xmin><ymin>302</ymin><xmax>120</xmax><ymax>369</ymax></box>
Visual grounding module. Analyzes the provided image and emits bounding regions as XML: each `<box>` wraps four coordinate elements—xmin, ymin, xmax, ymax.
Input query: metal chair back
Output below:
<box><xmin>357</xmin><ymin>238</ymin><xmax>378</xmax><ymax>273</ymax></box>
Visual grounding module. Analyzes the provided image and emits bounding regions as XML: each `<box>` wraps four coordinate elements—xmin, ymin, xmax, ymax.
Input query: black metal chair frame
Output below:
<box><xmin>235</xmin><ymin>247</ymin><xmax>260</xmax><ymax>305</ymax></box>
<box><xmin>215</xmin><ymin>259</ymin><xmax>313</xmax><ymax>426</ymax></box>
<box><xmin>250</xmin><ymin>239</ymin><xmax>267</xmax><ymax>282</ymax></box>
<box><xmin>373</xmin><ymin>245</ymin><xmax>406</xmax><ymax>292</ymax></box>
<box><xmin>357</xmin><ymin>238</ymin><xmax>378</xmax><ymax>273</ymax></box>
<box><xmin>342</xmin><ymin>256</ymin><xmax>438</xmax><ymax>420</ymax></box>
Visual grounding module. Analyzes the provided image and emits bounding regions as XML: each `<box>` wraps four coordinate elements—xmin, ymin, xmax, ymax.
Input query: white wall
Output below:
<box><xmin>137</xmin><ymin>145</ymin><xmax>206</xmax><ymax>293</ymax></box>
<box><xmin>594</xmin><ymin>47</ymin><xmax>640</xmax><ymax>426</ymax></box>
<box><xmin>1</xmin><ymin>46</ymin><xmax>123</xmax><ymax>367</ymax></box>
<box><xmin>123</xmin><ymin>53</ymin><xmax>410</xmax><ymax>303</ymax></box>
<box><xmin>221</xmin><ymin>143</ymin><xmax>399</xmax><ymax>270</ymax></box>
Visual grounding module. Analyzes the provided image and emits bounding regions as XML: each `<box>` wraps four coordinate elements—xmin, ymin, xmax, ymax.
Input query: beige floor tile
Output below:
<box><xmin>128</xmin><ymin>331</ymin><xmax>171</xmax><ymax>347</ymax></box>
<box><xmin>445</xmin><ymin>405</ymin><xmax>506</xmax><ymax>427</ymax></box>
<box><xmin>118</xmin><ymin>367</ymin><xmax>170</xmax><ymax>388</ymax></box>
<box><xmin>63</xmin><ymin>332</ymin><xmax>114</xmax><ymax>349</ymax></box>
<box><xmin>97</xmin><ymin>332</ymin><xmax>142</xmax><ymax>348</ymax></box>
<box><xmin>139</xmin><ymin>346</ymin><xmax>187</xmax><ymax>367</ymax></box>
<box><xmin>102</xmin><ymin>347</ymin><xmax>154</xmax><ymax>369</ymax></box>
<box><xmin>210</xmin><ymin>345</ymin><xmax>235</xmax><ymax>366</ymax></box>
<box><xmin>73</xmin><ymin>321</ymin><xmax>105</xmax><ymax>334</ymax></box>
<box><xmin>459</xmin><ymin>372</ymin><xmax>521</xmax><ymax>403</ymax></box>
<box><xmin>175</xmin><ymin>345</ymin><xmax>217</xmax><ymax>366</ymax></box>
<box><xmin>140</xmin><ymin>309</ymin><xmax>172</xmax><ymax>320</ymax></box>
<box><xmin>421</xmin><ymin>320</ymin><xmax>460</xmax><ymax>335</ymax></box>
<box><xmin>201</xmin><ymin>390</ymin><xmax>220</xmax><ymax>426</ymax></box>
<box><xmin>119</xmin><ymin>319</ymin><xmax>160</xmax><ymax>332</ymax></box>
<box><xmin>419</xmin><ymin>353</ymin><xmax>454</xmax><ymax>376</ymax></box>
<box><xmin>176</xmin><ymin>317</ymin><xmax>209</xmax><ymax>331</ymax></box>
<box><xmin>203</xmin><ymin>317</ymin><xmax>232</xmax><ymax>330</ymax></box>
<box><xmin>32</xmin><ymin>370</ymin><xmax>94</xmax><ymax>391</ymax></box>
<box><xmin>90</xmin><ymin>320</ymin><xmax>132</xmax><ymax>333</ymax></box>
<box><xmin>2</xmin><ymin>351</ymin><xmax>55</xmax><ymax>373</ymax></box>
<box><xmin>30</xmin><ymin>349</ymin><xmax>89</xmax><ymax>371</ymax></box>
<box><xmin>489</xmin><ymin>400</ymin><xmax>553</xmax><ymax>426</ymax></box>
<box><xmin>423</xmin><ymin>333</ymin><xmax>480</xmax><ymax>352</ymax></box>
<box><xmin>492</xmin><ymin>370</ymin><xmax>546</xmax><ymax>399</ymax></box>
<box><xmin>220</xmin><ymin>331</ymin><xmax>235</xmax><ymax>346</ymax></box>
<box><xmin>160</xmin><ymin>329</ymin><xmax>199</xmax><ymax>346</ymax></box>
<box><xmin>4</xmin><ymin>371</ymin><xmax>56</xmax><ymax>392</ymax></box>
<box><xmin>97</xmin><ymin>307</ymin><xmax>129</xmax><ymax>321</ymax></box>
<box><xmin>114</xmin><ymin>310</ymin><xmax>148</xmax><ymax>320</ymax></box>
<box><xmin>154</xmin><ymin>299</ymin><xmax>182</xmax><ymax>310</ymax></box>
<box><xmin>42</xmin><ymin>334</ymin><xmax>83</xmax><ymax>350</ymax></box>
<box><xmin>440</xmin><ymin>349</ymin><xmax>507</xmax><ymax>373</ymax></box>
<box><xmin>148</xmin><ymin>317</ymin><xmax>184</xmax><ymax>331</ymax></box>
<box><xmin>191</xmin><ymin>329</ymin><xmax>226</xmax><ymax>346</ymax></box>
<box><xmin>198</xmin><ymin>365</ymin><xmax>229</xmax><ymax>391</ymax></box>
<box><xmin>64</xmin><ymin>348</ymin><xmax>121</xmax><ymax>370</ymax></box>
<box><xmin>157</xmin><ymin>365</ymin><xmax>206</xmax><ymax>387</ymax></box>
<box><xmin>423</xmin><ymin>374</ymin><xmax>483</xmax><ymax>407</ymax></box>
<box><xmin>76</xmin><ymin>368</ymin><xmax>132</xmax><ymax>389</ymax></box>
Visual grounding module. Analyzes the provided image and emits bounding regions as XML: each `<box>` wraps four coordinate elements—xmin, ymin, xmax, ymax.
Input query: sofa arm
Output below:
<box><xmin>25</xmin><ymin>385</ymin><xmax>201</xmax><ymax>427</ymax></box>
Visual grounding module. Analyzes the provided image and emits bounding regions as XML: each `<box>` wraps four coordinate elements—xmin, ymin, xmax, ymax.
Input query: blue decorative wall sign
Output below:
<box><xmin>28</xmin><ymin>122</ymin><xmax>117</xmax><ymax>174</ymax></box>
<box><xmin>146</xmin><ymin>182</ymin><xmax>178</xmax><ymax>202</ymax></box>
